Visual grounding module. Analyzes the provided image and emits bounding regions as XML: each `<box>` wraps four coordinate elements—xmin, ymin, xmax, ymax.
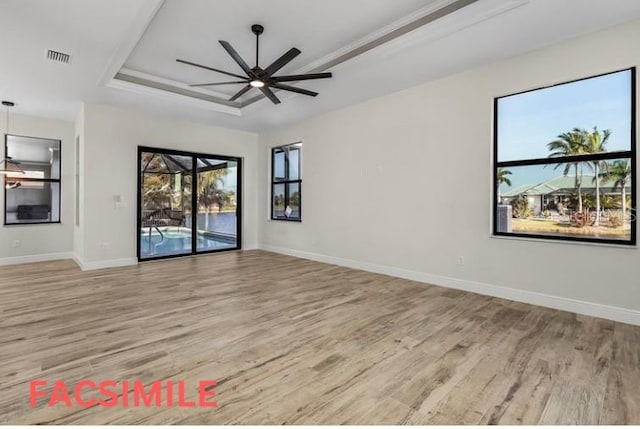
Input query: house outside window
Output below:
<box><xmin>494</xmin><ymin>68</ymin><xmax>636</xmax><ymax>245</ymax></box>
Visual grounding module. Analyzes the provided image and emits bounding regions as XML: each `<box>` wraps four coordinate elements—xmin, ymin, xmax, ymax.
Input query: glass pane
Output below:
<box><xmin>6</xmin><ymin>135</ymin><xmax>61</xmax><ymax>180</ymax></box>
<box><xmin>288</xmin><ymin>148</ymin><xmax>300</xmax><ymax>180</ymax></box>
<box><xmin>497</xmin><ymin>69</ymin><xmax>632</xmax><ymax>162</ymax></box>
<box><xmin>196</xmin><ymin>158</ymin><xmax>238</xmax><ymax>251</ymax></box>
<box><xmin>140</xmin><ymin>151</ymin><xmax>193</xmax><ymax>259</ymax></box>
<box><xmin>496</xmin><ymin>158</ymin><xmax>633</xmax><ymax>242</ymax></box>
<box><xmin>272</xmin><ymin>183</ymin><xmax>301</xmax><ymax>220</ymax></box>
<box><xmin>288</xmin><ymin>182</ymin><xmax>301</xmax><ymax>220</ymax></box>
<box><xmin>5</xmin><ymin>182</ymin><xmax>60</xmax><ymax>224</ymax></box>
<box><xmin>273</xmin><ymin>183</ymin><xmax>285</xmax><ymax>218</ymax></box>
<box><xmin>163</xmin><ymin>154</ymin><xmax>193</xmax><ymax>173</ymax></box>
<box><xmin>50</xmin><ymin>182</ymin><xmax>60</xmax><ymax>222</ymax></box>
<box><xmin>274</xmin><ymin>149</ymin><xmax>285</xmax><ymax>180</ymax></box>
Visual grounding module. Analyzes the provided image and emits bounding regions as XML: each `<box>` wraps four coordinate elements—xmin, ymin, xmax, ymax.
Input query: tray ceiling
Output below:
<box><xmin>3</xmin><ymin>0</ymin><xmax>640</xmax><ymax>131</ymax></box>
<box><xmin>123</xmin><ymin>0</ymin><xmax>435</xmax><ymax>101</ymax></box>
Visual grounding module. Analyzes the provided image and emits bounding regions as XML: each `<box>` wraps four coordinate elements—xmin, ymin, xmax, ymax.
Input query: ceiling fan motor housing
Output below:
<box><xmin>251</xmin><ymin>24</ymin><xmax>264</xmax><ymax>36</ymax></box>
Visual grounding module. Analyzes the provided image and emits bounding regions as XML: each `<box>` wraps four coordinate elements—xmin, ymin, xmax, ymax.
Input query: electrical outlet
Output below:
<box><xmin>13</xmin><ymin>240</ymin><xmax>20</xmax><ymax>248</ymax></box>
<box><xmin>456</xmin><ymin>256</ymin><xmax>464</xmax><ymax>266</ymax></box>
<box><xmin>100</xmin><ymin>241</ymin><xmax>109</xmax><ymax>249</ymax></box>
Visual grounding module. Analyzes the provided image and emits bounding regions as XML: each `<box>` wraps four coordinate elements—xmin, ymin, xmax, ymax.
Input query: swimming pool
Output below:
<box><xmin>140</xmin><ymin>227</ymin><xmax>236</xmax><ymax>258</ymax></box>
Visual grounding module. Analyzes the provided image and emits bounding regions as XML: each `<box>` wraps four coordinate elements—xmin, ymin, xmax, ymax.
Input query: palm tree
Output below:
<box><xmin>600</xmin><ymin>159</ymin><xmax>631</xmax><ymax>219</ymax></box>
<box><xmin>547</xmin><ymin>128</ymin><xmax>587</xmax><ymax>212</ymax></box>
<box><xmin>584</xmin><ymin>127</ymin><xmax>610</xmax><ymax>226</ymax></box>
<box><xmin>198</xmin><ymin>168</ymin><xmax>229</xmax><ymax>231</ymax></box>
<box><xmin>143</xmin><ymin>177</ymin><xmax>171</xmax><ymax>210</ymax></box>
<box><xmin>496</xmin><ymin>167</ymin><xmax>512</xmax><ymax>202</ymax></box>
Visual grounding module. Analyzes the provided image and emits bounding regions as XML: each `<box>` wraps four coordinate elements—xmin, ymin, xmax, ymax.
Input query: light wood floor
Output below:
<box><xmin>0</xmin><ymin>250</ymin><xmax>638</xmax><ymax>424</ymax></box>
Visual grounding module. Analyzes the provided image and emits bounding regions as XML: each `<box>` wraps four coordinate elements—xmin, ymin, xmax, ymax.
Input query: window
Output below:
<box><xmin>271</xmin><ymin>143</ymin><xmax>301</xmax><ymax>221</ymax></box>
<box><xmin>494</xmin><ymin>68</ymin><xmax>636</xmax><ymax>245</ymax></box>
<box><xmin>4</xmin><ymin>135</ymin><xmax>62</xmax><ymax>225</ymax></box>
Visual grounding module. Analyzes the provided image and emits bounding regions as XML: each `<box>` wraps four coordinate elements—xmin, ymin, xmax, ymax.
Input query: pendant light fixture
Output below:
<box><xmin>0</xmin><ymin>101</ymin><xmax>25</xmax><ymax>176</ymax></box>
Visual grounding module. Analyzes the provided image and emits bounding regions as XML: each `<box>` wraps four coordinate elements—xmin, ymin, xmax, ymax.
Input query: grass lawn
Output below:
<box><xmin>513</xmin><ymin>218</ymin><xmax>630</xmax><ymax>238</ymax></box>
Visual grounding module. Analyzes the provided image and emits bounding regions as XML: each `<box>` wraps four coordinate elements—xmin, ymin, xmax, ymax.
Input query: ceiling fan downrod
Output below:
<box><xmin>251</xmin><ymin>24</ymin><xmax>263</xmax><ymax>68</ymax></box>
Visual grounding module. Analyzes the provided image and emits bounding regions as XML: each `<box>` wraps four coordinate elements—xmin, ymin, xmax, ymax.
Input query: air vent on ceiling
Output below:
<box><xmin>45</xmin><ymin>49</ymin><xmax>71</xmax><ymax>64</ymax></box>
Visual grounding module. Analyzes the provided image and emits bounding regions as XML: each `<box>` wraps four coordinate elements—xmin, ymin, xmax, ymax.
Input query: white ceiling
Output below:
<box><xmin>124</xmin><ymin>0</ymin><xmax>433</xmax><ymax>99</ymax></box>
<box><xmin>0</xmin><ymin>0</ymin><xmax>151</xmax><ymax>120</ymax></box>
<box><xmin>2</xmin><ymin>0</ymin><xmax>640</xmax><ymax>133</ymax></box>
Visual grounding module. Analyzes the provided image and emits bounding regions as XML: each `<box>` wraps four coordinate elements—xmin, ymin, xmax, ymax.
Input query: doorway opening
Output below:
<box><xmin>137</xmin><ymin>146</ymin><xmax>241</xmax><ymax>261</ymax></box>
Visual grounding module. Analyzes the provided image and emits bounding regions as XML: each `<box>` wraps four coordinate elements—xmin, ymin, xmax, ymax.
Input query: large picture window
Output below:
<box><xmin>494</xmin><ymin>68</ymin><xmax>636</xmax><ymax>245</ymax></box>
<box><xmin>271</xmin><ymin>142</ymin><xmax>301</xmax><ymax>221</ymax></box>
<box><xmin>4</xmin><ymin>134</ymin><xmax>62</xmax><ymax>225</ymax></box>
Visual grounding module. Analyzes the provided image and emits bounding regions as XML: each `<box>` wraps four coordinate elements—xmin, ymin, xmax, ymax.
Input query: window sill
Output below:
<box><xmin>270</xmin><ymin>217</ymin><xmax>302</xmax><ymax>223</ymax></box>
<box><xmin>4</xmin><ymin>221</ymin><xmax>62</xmax><ymax>226</ymax></box>
<box><xmin>490</xmin><ymin>232</ymin><xmax>637</xmax><ymax>250</ymax></box>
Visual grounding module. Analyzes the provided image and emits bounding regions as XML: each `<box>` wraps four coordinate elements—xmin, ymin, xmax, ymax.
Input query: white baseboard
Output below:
<box><xmin>0</xmin><ymin>252</ymin><xmax>74</xmax><ymax>267</ymax></box>
<box><xmin>259</xmin><ymin>244</ymin><xmax>640</xmax><ymax>327</ymax></box>
<box><xmin>73</xmin><ymin>255</ymin><xmax>138</xmax><ymax>271</ymax></box>
<box><xmin>0</xmin><ymin>252</ymin><xmax>137</xmax><ymax>271</ymax></box>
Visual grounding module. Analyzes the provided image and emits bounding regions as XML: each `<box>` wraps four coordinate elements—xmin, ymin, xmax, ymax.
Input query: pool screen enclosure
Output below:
<box><xmin>137</xmin><ymin>146</ymin><xmax>242</xmax><ymax>261</ymax></box>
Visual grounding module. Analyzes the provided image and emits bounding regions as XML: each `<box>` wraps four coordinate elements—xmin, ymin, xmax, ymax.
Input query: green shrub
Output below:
<box><xmin>606</xmin><ymin>210</ymin><xmax>624</xmax><ymax>228</ymax></box>
<box><xmin>571</xmin><ymin>210</ymin><xmax>590</xmax><ymax>228</ymax></box>
<box><xmin>511</xmin><ymin>197</ymin><xmax>533</xmax><ymax>219</ymax></box>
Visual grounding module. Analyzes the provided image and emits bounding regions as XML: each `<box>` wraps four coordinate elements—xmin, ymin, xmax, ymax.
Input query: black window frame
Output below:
<box><xmin>4</xmin><ymin>133</ymin><xmax>63</xmax><ymax>226</ymax></box>
<box><xmin>136</xmin><ymin>146</ymin><xmax>243</xmax><ymax>262</ymax></box>
<box><xmin>271</xmin><ymin>142</ymin><xmax>302</xmax><ymax>222</ymax></box>
<box><xmin>493</xmin><ymin>68</ymin><xmax>637</xmax><ymax>246</ymax></box>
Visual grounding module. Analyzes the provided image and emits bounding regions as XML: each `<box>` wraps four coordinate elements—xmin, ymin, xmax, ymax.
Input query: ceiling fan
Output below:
<box><xmin>177</xmin><ymin>24</ymin><xmax>332</xmax><ymax>105</ymax></box>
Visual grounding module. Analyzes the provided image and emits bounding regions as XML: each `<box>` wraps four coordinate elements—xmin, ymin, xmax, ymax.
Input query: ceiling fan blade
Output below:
<box><xmin>189</xmin><ymin>81</ymin><xmax>248</xmax><ymax>87</ymax></box>
<box><xmin>271</xmin><ymin>72</ymin><xmax>332</xmax><ymax>83</ymax></box>
<box><xmin>270</xmin><ymin>83</ymin><xmax>318</xmax><ymax>97</ymax></box>
<box><xmin>259</xmin><ymin>86</ymin><xmax>281</xmax><ymax>104</ymax></box>
<box><xmin>176</xmin><ymin>59</ymin><xmax>247</xmax><ymax>80</ymax></box>
<box><xmin>229</xmin><ymin>85</ymin><xmax>252</xmax><ymax>102</ymax></box>
<box><xmin>219</xmin><ymin>41</ymin><xmax>253</xmax><ymax>76</ymax></box>
<box><xmin>264</xmin><ymin>47</ymin><xmax>301</xmax><ymax>77</ymax></box>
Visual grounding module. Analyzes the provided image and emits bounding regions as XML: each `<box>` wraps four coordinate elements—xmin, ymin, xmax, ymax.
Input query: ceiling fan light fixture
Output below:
<box><xmin>0</xmin><ymin>157</ymin><xmax>25</xmax><ymax>175</ymax></box>
<box><xmin>1</xmin><ymin>101</ymin><xmax>25</xmax><ymax>176</ymax></box>
<box><xmin>178</xmin><ymin>24</ymin><xmax>332</xmax><ymax>105</ymax></box>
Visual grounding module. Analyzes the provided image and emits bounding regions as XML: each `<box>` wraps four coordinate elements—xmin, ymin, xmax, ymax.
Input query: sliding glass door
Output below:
<box><xmin>195</xmin><ymin>157</ymin><xmax>239</xmax><ymax>252</ymax></box>
<box><xmin>137</xmin><ymin>147</ymin><xmax>241</xmax><ymax>261</ymax></box>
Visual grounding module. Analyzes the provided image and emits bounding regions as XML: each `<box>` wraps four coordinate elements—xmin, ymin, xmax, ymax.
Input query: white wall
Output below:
<box><xmin>258</xmin><ymin>19</ymin><xmax>640</xmax><ymax>321</ymax></box>
<box><xmin>0</xmin><ymin>112</ymin><xmax>74</xmax><ymax>263</ymax></box>
<box><xmin>79</xmin><ymin>103</ymin><xmax>258</xmax><ymax>267</ymax></box>
<box><xmin>3</xmin><ymin>16</ymin><xmax>639</xmax><ymax>324</ymax></box>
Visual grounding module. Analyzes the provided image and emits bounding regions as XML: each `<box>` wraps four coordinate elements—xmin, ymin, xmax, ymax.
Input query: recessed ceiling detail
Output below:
<box><xmin>6</xmin><ymin>0</ymin><xmax>640</xmax><ymax>131</ymax></box>
<box><xmin>106</xmin><ymin>0</ymin><xmax>484</xmax><ymax>113</ymax></box>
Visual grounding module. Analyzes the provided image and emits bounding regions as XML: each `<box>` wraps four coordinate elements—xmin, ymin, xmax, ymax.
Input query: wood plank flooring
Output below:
<box><xmin>0</xmin><ymin>250</ymin><xmax>638</xmax><ymax>424</ymax></box>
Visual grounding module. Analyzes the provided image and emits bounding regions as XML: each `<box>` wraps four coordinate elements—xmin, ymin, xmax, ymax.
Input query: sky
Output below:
<box><xmin>497</xmin><ymin>69</ymin><xmax>632</xmax><ymax>192</ymax></box>
<box><xmin>220</xmin><ymin>163</ymin><xmax>238</xmax><ymax>192</ymax></box>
